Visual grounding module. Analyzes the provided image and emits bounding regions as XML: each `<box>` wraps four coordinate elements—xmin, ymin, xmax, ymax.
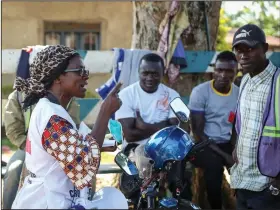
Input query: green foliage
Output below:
<box><xmin>224</xmin><ymin>1</ymin><xmax>280</xmax><ymax>37</ymax></box>
<box><xmin>2</xmin><ymin>85</ymin><xmax>14</xmax><ymax>99</ymax></box>
<box><xmin>2</xmin><ymin>137</ymin><xmax>18</xmax><ymax>151</ymax></box>
<box><xmin>217</xmin><ymin>1</ymin><xmax>279</xmax><ymax>51</ymax></box>
<box><xmin>216</xmin><ymin>9</ymin><xmax>231</xmax><ymax>51</ymax></box>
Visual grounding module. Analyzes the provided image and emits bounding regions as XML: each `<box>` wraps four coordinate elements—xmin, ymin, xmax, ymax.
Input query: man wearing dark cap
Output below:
<box><xmin>230</xmin><ymin>24</ymin><xmax>280</xmax><ymax>209</ymax></box>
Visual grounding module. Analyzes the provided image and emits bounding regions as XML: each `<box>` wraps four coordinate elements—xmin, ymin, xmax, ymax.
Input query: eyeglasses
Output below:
<box><xmin>64</xmin><ymin>67</ymin><xmax>89</xmax><ymax>77</ymax></box>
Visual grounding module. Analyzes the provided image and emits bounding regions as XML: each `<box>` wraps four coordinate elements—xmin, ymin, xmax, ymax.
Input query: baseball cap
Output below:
<box><xmin>232</xmin><ymin>24</ymin><xmax>266</xmax><ymax>48</ymax></box>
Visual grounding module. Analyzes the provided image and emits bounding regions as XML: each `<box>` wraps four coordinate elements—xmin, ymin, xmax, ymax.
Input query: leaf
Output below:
<box><xmin>222</xmin><ymin>1</ymin><xmax>280</xmax><ymax>37</ymax></box>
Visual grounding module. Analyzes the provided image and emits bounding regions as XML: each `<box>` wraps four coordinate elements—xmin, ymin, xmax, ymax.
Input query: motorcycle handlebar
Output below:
<box><xmin>141</xmin><ymin>173</ymin><xmax>158</xmax><ymax>191</ymax></box>
<box><xmin>188</xmin><ymin>140</ymin><xmax>210</xmax><ymax>157</ymax></box>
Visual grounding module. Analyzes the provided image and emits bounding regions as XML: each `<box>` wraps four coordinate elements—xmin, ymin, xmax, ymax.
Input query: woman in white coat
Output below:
<box><xmin>12</xmin><ymin>45</ymin><xmax>127</xmax><ymax>209</ymax></box>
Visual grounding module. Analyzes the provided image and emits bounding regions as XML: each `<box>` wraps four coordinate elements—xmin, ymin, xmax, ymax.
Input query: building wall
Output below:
<box><xmin>2</xmin><ymin>2</ymin><xmax>133</xmax><ymax>50</ymax></box>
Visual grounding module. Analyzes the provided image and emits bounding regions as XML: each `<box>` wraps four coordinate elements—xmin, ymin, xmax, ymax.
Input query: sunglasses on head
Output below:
<box><xmin>64</xmin><ymin>67</ymin><xmax>89</xmax><ymax>77</ymax></box>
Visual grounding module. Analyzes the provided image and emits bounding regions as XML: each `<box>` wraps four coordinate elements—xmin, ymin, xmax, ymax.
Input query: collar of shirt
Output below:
<box><xmin>45</xmin><ymin>91</ymin><xmax>60</xmax><ymax>105</ymax></box>
<box><xmin>210</xmin><ymin>80</ymin><xmax>233</xmax><ymax>96</ymax></box>
<box><xmin>247</xmin><ymin>60</ymin><xmax>276</xmax><ymax>86</ymax></box>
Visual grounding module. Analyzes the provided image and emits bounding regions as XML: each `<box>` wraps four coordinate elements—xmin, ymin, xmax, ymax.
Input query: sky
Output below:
<box><xmin>222</xmin><ymin>1</ymin><xmax>280</xmax><ymax>18</ymax></box>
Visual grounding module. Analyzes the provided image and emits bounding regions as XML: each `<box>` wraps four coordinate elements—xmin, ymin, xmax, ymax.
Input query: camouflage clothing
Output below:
<box><xmin>4</xmin><ymin>90</ymin><xmax>27</xmax><ymax>149</ymax></box>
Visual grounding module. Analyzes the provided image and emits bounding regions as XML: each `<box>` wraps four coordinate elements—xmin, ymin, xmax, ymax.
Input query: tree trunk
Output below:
<box><xmin>131</xmin><ymin>1</ymin><xmax>235</xmax><ymax>209</ymax></box>
<box><xmin>131</xmin><ymin>1</ymin><xmax>169</xmax><ymax>50</ymax></box>
<box><xmin>132</xmin><ymin>1</ymin><xmax>221</xmax><ymax>51</ymax></box>
<box><xmin>183</xmin><ymin>1</ymin><xmax>221</xmax><ymax>50</ymax></box>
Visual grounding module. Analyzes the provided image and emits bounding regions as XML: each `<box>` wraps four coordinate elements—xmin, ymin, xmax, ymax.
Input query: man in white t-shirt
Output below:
<box><xmin>115</xmin><ymin>53</ymin><xmax>180</xmax><ymax>152</ymax></box>
<box><xmin>115</xmin><ymin>53</ymin><xmax>192</xmax><ymax>201</ymax></box>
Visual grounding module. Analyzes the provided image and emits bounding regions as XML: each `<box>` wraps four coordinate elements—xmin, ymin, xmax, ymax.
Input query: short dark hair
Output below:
<box><xmin>139</xmin><ymin>53</ymin><xmax>165</xmax><ymax>69</ymax></box>
<box><xmin>216</xmin><ymin>51</ymin><xmax>237</xmax><ymax>62</ymax></box>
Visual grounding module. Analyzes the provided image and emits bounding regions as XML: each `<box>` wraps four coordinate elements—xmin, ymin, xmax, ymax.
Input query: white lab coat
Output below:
<box><xmin>12</xmin><ymin>98</ymin><xmax>127</xmax><ymax>209</ymax></box>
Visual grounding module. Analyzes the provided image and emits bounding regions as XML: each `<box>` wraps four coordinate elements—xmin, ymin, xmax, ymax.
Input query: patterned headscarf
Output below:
<box><xmin>15</xmin><ymin>45</ymin><xmax>79</xmax><ymax>109</ymax></box>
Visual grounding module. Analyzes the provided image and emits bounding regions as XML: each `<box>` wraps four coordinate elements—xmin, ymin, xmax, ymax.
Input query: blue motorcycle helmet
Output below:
<box><xmin>145</xmin><ymin>126</ymin><xmax>195</xmax><ymax>170</ymax></box>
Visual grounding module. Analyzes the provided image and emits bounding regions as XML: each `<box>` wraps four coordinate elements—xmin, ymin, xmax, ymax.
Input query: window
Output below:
<box><xmin>44</xmin><ymin>22</ymin><xmax>100</xmax><ymax>50</ymax></box>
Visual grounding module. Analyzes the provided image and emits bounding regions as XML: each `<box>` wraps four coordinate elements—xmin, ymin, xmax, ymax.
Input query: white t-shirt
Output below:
<box><xmin>115</xmin><ymin>82</ymin><xmax>180</xmax><ymax>148</ymax></box>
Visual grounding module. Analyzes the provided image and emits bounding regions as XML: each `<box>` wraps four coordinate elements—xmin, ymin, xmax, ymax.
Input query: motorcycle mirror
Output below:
<box><xmin>169</xmin><ymin>97</ymin><xmax>190</xmax><ymax>123</ymax></box>
<box><xmin>108</xmin><ymin>119</ymin><xmax>123</xmax><ymax>144</ymax></box>
<box><xmin>114</xmin><ymin>152</ymin><xmax>139</xmax><ymax>176</ymax></box>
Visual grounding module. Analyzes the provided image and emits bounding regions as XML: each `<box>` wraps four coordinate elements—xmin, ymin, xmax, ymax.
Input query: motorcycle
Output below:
<box><xmin>114</xmin><ymin>97</ymin><xmax>208</xmax><ymax>209</ymax></box>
